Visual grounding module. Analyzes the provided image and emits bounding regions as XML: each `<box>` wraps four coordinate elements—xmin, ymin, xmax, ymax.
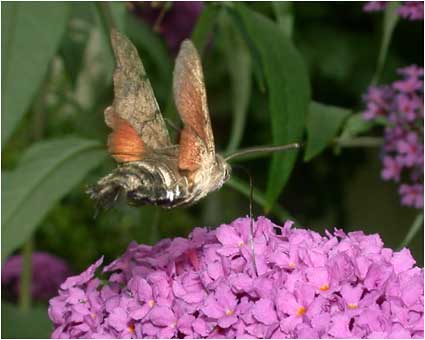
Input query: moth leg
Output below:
<box><xmin>139</xmin><ymin>114</ymin><xmax>162</xmax><ymax>136</ymax></box>
<box><xmin>164</xmin><ymin>118</ymin><xmax>181</xmax><ymax>133</ymax></box>
<box><xmin>87</xmin><ymin>170</ymin><xmax>134</xmax><ymax>210</ymax></box>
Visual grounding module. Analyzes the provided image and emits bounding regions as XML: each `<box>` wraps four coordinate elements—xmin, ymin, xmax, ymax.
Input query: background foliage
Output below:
<box><xmin>1</xmin><ymin>2</ymin><xmax>423</xmax><ymax>338</ymax></box>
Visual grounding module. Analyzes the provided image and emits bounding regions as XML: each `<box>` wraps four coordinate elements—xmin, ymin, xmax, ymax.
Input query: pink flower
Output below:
<box><xmin>394</xmin><ymin>76</ymin><xmax>423</xmax><ymax>93</ymax></box>
<box><xmin>61</xmin><ymin>256</ymin><xmax>103</xmax><ymax>289</ymax></box>
<box><xmin>400</xmin><ymin>184</ymin><xmax>424</xmax><ymax>208</ymax></box>
<box><xmin>381</xmin><ymin>156</ymin><xmax>402</xmax><ymax>181</ymax></box>
<box><xmin>252</xmin><ymin>298</ymin><xmax>278</xmax><ymax>325</ymax></box>
<box><xmin>363</xmin><ymin>1</ymin><xmax>388</xmax><ymax>12</ymax></box>
<box><xmin>364</xmin><ymin>1</ymin><xmax>424</xmax><ymax>21</ymax></box>
<box><xmin>49</xmin><ymin>217</ymin><xmax>424</xmax><ymax>338</ymax></box>
<box><xmin>399</xmin><ymin>65</ymin><xmax>425</xmax><ymax>78</ymax></box>
<box><xmin>396</xmin><ymin>93</ymin><xmax>421</xmax><ymax>121</ymax></box>
<box><xmin>398</xmin><ymin>1</ymin><xmax>424</xmax><ymax>20</ymax></box>
<box><xmin>362</xmin><ymin>86</ymin><xmax>393</xmax><ymax>120</ymax></box>
<box><xmin>2</xmin><ymin>251</ymin><xmax>72</xmax><ymax>302</ymax></box>
<box><xmin>130</xmin><ymin>2</ymin><xmax>203</xmax><ymax>54</ymax></box>
<box><xmin>362</xmin><ymin>65</ymin><xmax>424</xmax><ymax>208</ymax></box>
<box><xmin>201</xmin><ymin>283</ymin><xmax>238</xmax><ymax>328</ymax></box>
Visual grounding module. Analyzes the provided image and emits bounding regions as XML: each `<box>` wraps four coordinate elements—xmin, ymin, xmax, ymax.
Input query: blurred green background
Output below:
<box><xmin>1</xmin><ymin>1</ymin><xmax>423</xmax><ymax>338</ymax></box>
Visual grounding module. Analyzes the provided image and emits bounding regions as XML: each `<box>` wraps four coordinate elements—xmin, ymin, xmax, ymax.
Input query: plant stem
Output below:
<box><xmin>398</xmin><ymin>213</ymin><xmax>424</xmax><ymax>249</ymax></box>
<box><xmin>153</xmin><ymin>2</ymin><xmax>171</xmax><ymax>32</ymax></box>
<box><xmin>334</xmin><ymin>137</ymin><xmax>383</xmax><ymax>148</ymax></box>
<box><xmin>19</xmin><ymin>239</ymin><xmax>33</xmax><ymax>311</ymax></box>
<box><xmin>18</xmin><ymin>63</ymin><xmax>49</xmax><ymax>311</ymax></box>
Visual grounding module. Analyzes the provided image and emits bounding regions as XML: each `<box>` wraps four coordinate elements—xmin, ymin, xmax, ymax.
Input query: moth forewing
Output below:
<box><xmin>109</xmin><ymin>29</ymin><xmax>171</xmax><ymax>151</ymax></box>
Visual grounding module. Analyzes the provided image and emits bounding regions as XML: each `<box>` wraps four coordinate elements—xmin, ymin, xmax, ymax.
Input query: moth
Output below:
<box><xmin>87</xmin><ymin>29</ymin><xmax>231</xmax><ymax>209</ymax></box>
<box><xmin>88</xmin><ymin>30</ymin><xmax>300</xmax><ymax>210</ymax></box>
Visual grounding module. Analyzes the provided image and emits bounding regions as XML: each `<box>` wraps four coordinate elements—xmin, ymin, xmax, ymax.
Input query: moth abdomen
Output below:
<box><xmin>126</xmin><ymin>187</ymin><xmax>185</xmax><ymax>208</ymax></box>
<box><xmin>88</xmin><ymin>160</ymin><xmax>188</xmax><ymax>209</ymax></box>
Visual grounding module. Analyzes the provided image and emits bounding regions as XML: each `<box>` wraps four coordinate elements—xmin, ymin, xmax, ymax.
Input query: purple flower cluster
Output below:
<box><xmin>2</xmin><ymin>251</ymin><xmax>72</xmax><ymax>302</ymax></box>
<box><xmin>130</xmin><ymin>2</ymin><xmax>203</xmax><ymax>54</ymax></box>
<box><xmin>362</xmin><ymin>65</ymin><xmax>424</xmax><ymax>208</ymax></box>
<box><xmin>364</xmin><ymin>1</ymin><xmax>424</xmax><ymax>20</ymax></box>
<box><xmin>49</xmin><ymin>217</ymin><xmax>424</xmax><ymax>338</ymax></box>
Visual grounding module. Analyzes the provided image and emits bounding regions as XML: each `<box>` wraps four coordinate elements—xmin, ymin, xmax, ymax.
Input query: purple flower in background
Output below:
<box><xmin>398</xmin><ymin>1</ymin><xmax>425</xmax><ymax>20</ymax></box>
<box><xmin>399</xmin><ymin>184</ymin><xmax>424</xmax><ymax>208</ymax></box>
<box><xmin>362</xmin><ymin>65</ymin><xmax>424</xmax><ymax>208</ymax></box>
<box><xmin>2</xmin><ymin>251</ymin><xmax>72</xmax><ymax>302</ymax></box>
<box><xmin>49</xmin><ymin>217</ymin><xmax>424</xmax><ymax>338</ymax></box>
<box><xmin>364</xmin><ymin>1</ymin><xmax>424</xmax><ymax>20</ymax></box>
<box><xmin>363</xmin><ymin>1</ymin><xmax>388</xmax><ymax>12</ymax></box>
<box><xmin>130</xmin><ymin>2</ymin><xmax>203</xmax><ymax>54</ymax></box>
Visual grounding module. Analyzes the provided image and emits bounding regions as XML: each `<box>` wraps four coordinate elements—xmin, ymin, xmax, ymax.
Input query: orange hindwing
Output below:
<box><xmin>107</xmin><ymin>113</ymin><xmax>144</xmax><ymax>163</ymax></box>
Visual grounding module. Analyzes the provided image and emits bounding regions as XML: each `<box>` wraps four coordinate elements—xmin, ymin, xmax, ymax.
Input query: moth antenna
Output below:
<box><xmin>224</xmin><ymin>143</ymin><xmax>302</xmax><ymax>162</ymax></box>
<box><xmin>232</xmin><ymin>165</ymin><xmax>259</xmax><ymax>277</ymax></box>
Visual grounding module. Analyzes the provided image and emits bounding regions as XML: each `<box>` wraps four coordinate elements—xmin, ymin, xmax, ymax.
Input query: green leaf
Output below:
<box><xmin>1</xmin><ymin>137</ymin><xmax>106</xmax><ymax>261</ymax></box>
<box><xmin>109</xmin><ymin>2</ymin><xmax>127</xmax><ymax>32</ymax></box>
<box><xmin>125</xmin><ymin>15</ymin><xmax>172</xmax><ymax>84</ymax></box>
<box><xmin>59</xmin><ymin>4</ymin><xmax>97</xmax><ymax>86</ymax></box>
<box><xmin>218</xmin><ymin>12</ymin><xmax>252</xmax><ymax>153</ymax></box>
<box><xmin>95</xmin><ymin>2</ymin><xmax>126</xmax><ymax>40</ymax></box>
<box><xmin>372</xmin><ymin>1</ymin><xmax>400</xmax><ymax>84</ymax></box>
<box><xmin>272</xmin><ymin>1</ymin><xmax>294</xmax><ymax>37</ymax></box>
<box><xmin>1</xmin><ymin>2</ymin><xmax>70</xmax><ymax>148</ymax></box>
<box><xmin>339</xmin><ymin>113</ymin><xmax>375</xmax><ymax>140</ymax></box>
<box><xmin>232</xmin><ymin>5</ymin><xmax>311</xmax><ymax>212</ymax></box>
<box><xmin>2</xmin><ymin>302</ymin><xmax>52</xmax><ymax>339</ymax></box>
<box><xmin>398</xmin><ymin>213</ymin><xmax>424</xmax><ymax>249</ymax></box>
<box><xmin>191</xmin><ymin>4</ymin><xmax>219</xmax><ymax>53</ymax></box>
<box><xmin>304</xmin><ymin>102</ymin><xmax>351</xmax><ymax>161</ymax></box>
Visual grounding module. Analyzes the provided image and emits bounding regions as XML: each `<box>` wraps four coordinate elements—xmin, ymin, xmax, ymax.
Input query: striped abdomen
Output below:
<box><xmin>87</xmin><ymin>158</ymin><xmax>190</xmax><ymax>209</ymax></box>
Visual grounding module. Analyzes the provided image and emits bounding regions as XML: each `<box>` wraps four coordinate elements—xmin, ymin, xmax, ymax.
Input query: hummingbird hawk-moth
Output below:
<box><xmin>88</xmin><ymin>30</ymin><xmax>231</xmax><ymax>209</ymax></box>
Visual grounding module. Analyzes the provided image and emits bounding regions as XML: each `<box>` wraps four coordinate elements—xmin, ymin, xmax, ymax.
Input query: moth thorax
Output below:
<box><xmin>192</xmin><ymin>154</ymin><xmax>231</xmax><ymax>196</ymax></box>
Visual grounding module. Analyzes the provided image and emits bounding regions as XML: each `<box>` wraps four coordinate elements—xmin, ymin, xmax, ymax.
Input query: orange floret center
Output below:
<box><xmin>225</xmin><ymin>309</ymin><xmax>234</xmax><ymax>316</ymax></box>
<box><xmin>128</xmin><ymin>323</ymin><xmax>135</xmax><ymax>334</ymax></box>
<box><xmin>296</xmin><ymin>306</ymin><xmax>306</xmax><ymax>317</ymax></box>
<box><xmin>348</xmin><ymin>303</ymin><xmax>358</xmax><ymax>309</ymax></box>
<box><xmin>319</xmin><ymin>284</ymin><xmax>330</xmax><ymax>291</ymax></box>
